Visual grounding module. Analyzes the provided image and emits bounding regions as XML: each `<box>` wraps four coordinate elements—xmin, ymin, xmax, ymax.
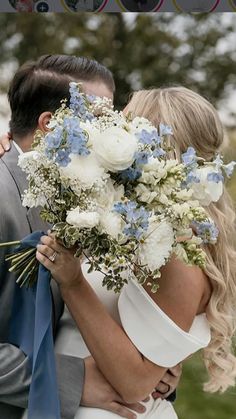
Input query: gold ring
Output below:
<box><xmin>49</xmin><ymin>252</ymin><xmax>57</xmax><ymax>263</ymax></box>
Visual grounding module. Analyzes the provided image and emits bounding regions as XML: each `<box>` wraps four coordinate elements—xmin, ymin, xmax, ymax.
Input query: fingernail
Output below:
<box><xmin>5</xmin><ymin>145</ymin><xmax>10</xmax><ymax>151</ymax></box>
<box><xmin>139</xmin><ymin>406</ymin><xmax>146</xmax><ymax>412</ymax></box>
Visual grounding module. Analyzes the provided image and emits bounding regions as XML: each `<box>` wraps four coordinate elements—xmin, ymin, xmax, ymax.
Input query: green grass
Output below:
<box><xmin>175</xmin><ymin>354</ymin><xmax>236</xmax><ymax>419</ymax></box>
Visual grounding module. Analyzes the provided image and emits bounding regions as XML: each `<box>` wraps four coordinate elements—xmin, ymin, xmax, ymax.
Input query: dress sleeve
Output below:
<box><xmin>118</xmin><ymin>279</ymin><xmax>211</xmax><ymax>368</ymax></box>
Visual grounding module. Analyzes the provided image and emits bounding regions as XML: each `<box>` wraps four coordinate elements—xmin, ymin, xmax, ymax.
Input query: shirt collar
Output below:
<box><xmin>13</xmin><ymin>140</ymin><xmax>24</xmax><ymax>155</ymax></box>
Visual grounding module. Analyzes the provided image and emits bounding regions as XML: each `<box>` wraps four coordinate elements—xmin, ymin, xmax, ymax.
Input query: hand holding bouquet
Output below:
<box><xmin>2</xmin><ymin>83</ymin><xmax>235</xmax><ymax>292</ymax></box>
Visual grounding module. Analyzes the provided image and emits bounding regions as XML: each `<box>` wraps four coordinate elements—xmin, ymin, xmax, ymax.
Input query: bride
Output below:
<box><xmin>37</xmin><ymin>86</ymin><xmax>236</xmax><ymax>419</ymax></box>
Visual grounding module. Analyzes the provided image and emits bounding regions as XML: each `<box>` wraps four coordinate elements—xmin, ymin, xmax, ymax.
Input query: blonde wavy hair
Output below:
<box><xmin>125</xmin><ymin>87</ymin><xmax>236</xmax><ymax>393</ymax></box>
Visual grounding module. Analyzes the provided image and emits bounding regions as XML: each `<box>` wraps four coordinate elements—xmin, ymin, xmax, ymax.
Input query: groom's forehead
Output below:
<box><xmin>80</xmin><ymin>80</ymin><xmax>114</xmax><ymax>103</ymax></box>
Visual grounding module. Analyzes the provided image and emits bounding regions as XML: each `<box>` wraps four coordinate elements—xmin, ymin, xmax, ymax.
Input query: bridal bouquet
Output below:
<box><xmin>2</xmin><ymin>83</ymin><xmax>235</xmax><ymax>292</ymax></box>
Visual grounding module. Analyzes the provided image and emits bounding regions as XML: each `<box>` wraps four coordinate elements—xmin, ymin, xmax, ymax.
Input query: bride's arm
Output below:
<box><xmin>36</xmin><ymin>235</ymin><xmax>206</xmax><ymax>403</ymax></box>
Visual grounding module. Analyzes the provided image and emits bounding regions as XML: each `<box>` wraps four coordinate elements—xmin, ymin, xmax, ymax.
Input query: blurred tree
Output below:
<box><xmin>0</xmin><ymin>13</ymin><xmax>235</xmax><ymax>111</ymax></box>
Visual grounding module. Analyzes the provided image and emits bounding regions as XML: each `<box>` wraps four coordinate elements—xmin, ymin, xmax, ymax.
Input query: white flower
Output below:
<box><xmin>80</xmin><ymin>121</ymin><xmax>100</xmax><ymax>147</ymax></box>
<box><xmin>139</xmin><ymin>219</ymin><xmax>174</xmax><ymax>271</ymax></box>
<box><xmin>60</xmin><ymin>152</ymin><xmax>107</xmax><ymax>189</ymax></box>
<box><xmin>66</xmin><ymin>208</ymin><xmax>100</xmax><ymax>229</ymax></box>
<box><xmin>135</xmin><ymin>183</ymin><xmax>158</xmax><ymax>204</ymax></box>
<box><xmin>92</xmin><ymin>178</ymin><xmax>124</xmax><ymax>210</ymax></box>
<box><xmin>99</xmin><ymin>211</ymin><xmax>124</xmax><ymax>239</ymax></box>
<box><xmin>139</xmin><ymin>158</ymin><xmax>179</xmax><ymax>186</ymax></box>
<box><xmin>176</xmin><ymin>189</ymin><xmax>193</xmax><ymax>201</ymax></box>
<box><xmin>22</xmin><ymin>192</ymin><xmax>47</xmax><ymax>208</ymax></box>
<box><xmin>139</xmin><ymin>158</ymin><xmax>167</xmax><ymax>184</ymax></box>
<box><xmin>18</xmin><ymin>150</ymin><xmax>42</xmax><ymax>172</ymax></box>
<box><xmin>174</xmin><ymin>243</ymin><xmax>189</xmax><ymax>264</ymax></box>
<box><xmin>130</xmin><ymin>116</ymin><xmax>154</xmax><ymax>134</ymax></box>
<box><xmin>172</xmin><ymin>203</ymin><xmax>191</xmax><ymax>219</ymax></box>
<box><xmin>92</xmin><ymin>127</ymin><xmax>138</xmax><ymax>172</ymax></box>
<box><xmin>191</xmin><ymin>167</ymin><xmax>223</xmax><ymax>206</ymax></box>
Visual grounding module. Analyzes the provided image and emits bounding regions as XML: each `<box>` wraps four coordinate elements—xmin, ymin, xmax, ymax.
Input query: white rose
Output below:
<box><xmin>139</xmin><ymin>219</ymin><xmax>174</xmax><ymax>272</ymax></box>
<box><xmin>60</xmin><ymin>152</ymin><xmax>107</xmax><ymax>189</ymax></box>
<box><xmin>92</xmin><ymin>127</ymin><xmax>138</xmax><ymax>172</ymax></box>
<box><xmin>66</xmin><ymin>208</ymin><xmax>100</xmax><ymax>229</ymax></box>
<box><xmin>191</xmin><ymin>167</ymin><xmax>223</xmax><ymax>206</ymax></box>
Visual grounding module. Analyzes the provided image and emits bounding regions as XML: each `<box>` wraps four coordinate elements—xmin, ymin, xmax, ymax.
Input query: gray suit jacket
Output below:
<box><xmin>0</xmin><ymin>145</ymin><xmax>84</xmax><ymax>419</ymax></box>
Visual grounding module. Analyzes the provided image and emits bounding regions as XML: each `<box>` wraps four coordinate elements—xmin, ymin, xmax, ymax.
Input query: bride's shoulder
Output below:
<box><xmin>142</xmin><ymin>256</ymin><xmax>210</xmax><ymax>333</ymax></box>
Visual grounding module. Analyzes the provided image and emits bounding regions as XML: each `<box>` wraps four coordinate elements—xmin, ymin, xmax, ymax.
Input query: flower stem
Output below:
<box><xmin>16</xmin><ymin>258</ymin><xmax>36</xmax><ymax>285</ymax></box>
<box><xmin>8</xmin><ymin>249</ymin><xmax>35</xmax><ymax>271</ymax></box>
<box><xmin>0</xmin><ymin>241</ymin><xmax>20</xmax><ymax>248</ymax></box>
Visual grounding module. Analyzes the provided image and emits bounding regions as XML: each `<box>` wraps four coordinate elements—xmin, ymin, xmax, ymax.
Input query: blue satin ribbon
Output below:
<box><xmin>9</xmin><ymin>231</ymin><xmax>61</xmax><ymax>419</ymax></box>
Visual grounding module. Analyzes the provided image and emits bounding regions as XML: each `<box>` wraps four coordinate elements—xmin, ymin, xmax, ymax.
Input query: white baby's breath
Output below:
<box><xmin>18</xmin><ymin>150</ymin><xmax>44</xmax><ymax>172</ymax></box>
<box><xmin>130</xmin><ymin>116</ymin><xmax>154</xmax><ymax>134</ymax></box>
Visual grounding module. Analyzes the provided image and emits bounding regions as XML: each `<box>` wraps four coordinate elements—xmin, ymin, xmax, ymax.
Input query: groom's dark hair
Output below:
<box><xmin>8</xmin><ymin>54</ymin><xmax>115</xmax><ymax>138</ymax></box>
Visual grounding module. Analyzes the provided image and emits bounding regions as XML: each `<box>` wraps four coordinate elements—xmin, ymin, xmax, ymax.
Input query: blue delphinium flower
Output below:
<box><xmin>207</xmin><ymin>171</ymin><xmax>224</xmax><ymax>183</ymax></box>
<box><xmin>119</xmin><ymin>167</ymin><xmax>142</xmax><ymax>182</ymax></box>
<box><xmin>134</xmin><ymin>151</ymin><xmax>149</xmax><ymax>166</ymax></box>
<box><xmin>64</xmin><ymin>117</ymin><xmax>90</xmax><ymax>156</ymax></box>
<box><xmin>223</xmin><ymin>161</ymin><xmax>236</xmax><ymax>178</ymax></box>
<box><xmin>213</xmin><ymin>154</ymin><xmax>224</xmax><ymax>170</ymax></box>
<box><xmin>69</xmin><ymin>82</ymin><xmax>93</xmax><ymax>121</ymax></box>
<box><xmin>192</xmin><ymin>221</ymin><xmax>219</xmax><ymax>244</ymax></box>
<box><xmin>113</xmin><ymin>201</ymin><xmax>149</xmax><ymax>239</ymax></box>
<box><xmin>45</xmin><ymin>126</ymin><xmax>63</xmax><ymax>150</ymax></box>
<box><xmin>153</xmin><ymin>148</ymin><xmax>166</xmax><ymax>158</ymax></box>
<box><xmin>55</xmin><ymin>149</ymin><xmax>71</xmax><ymax>167</ymax></box>
<box><xmin>137</xmin><ymin>129</ymin><xmax>161</xmax><ymax>146</ymax></box>
<box><xmin>159</xmin><ymin>123</ymin><xmax>173</xmax><ymax>136</ymax></box>
<box><xmin>182</xmin><ymin>147</ymin><xmax>197</xmax><ymax>167</ymax></box>
<box><xmin>113</xmin><ymin>201</ymin><xmax>137</xmax><ymax>215</ymax></box>
<box><xmin>186</xmin><ymin>171</ymin><xmax>200</xmax><ymax>184</ymax></box>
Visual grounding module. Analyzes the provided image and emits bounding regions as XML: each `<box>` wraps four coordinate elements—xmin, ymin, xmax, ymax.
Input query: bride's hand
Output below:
<box><xmin>0</xmin><ymin>133</ymin><xmax>12</xmax><ymax>156</ymax></box>
<box><xmin>36</xmin><ymin>234</ymin><xmax>85</xmax><ymax>290</ymax></box>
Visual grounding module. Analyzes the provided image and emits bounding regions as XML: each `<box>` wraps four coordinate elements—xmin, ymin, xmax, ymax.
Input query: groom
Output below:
<box><xmin>0</xmin><ymin>54</ymin><xmax>180</xmax><ymax>419</ymax></box>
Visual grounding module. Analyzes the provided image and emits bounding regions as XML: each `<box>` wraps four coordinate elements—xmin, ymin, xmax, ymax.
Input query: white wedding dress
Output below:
<box><xmin>55</xmin><ymin>263</ymin><xmax>211</xmax><ymax>419</ymax></box>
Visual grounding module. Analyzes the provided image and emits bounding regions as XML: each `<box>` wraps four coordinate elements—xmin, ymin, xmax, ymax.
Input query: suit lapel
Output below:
<box><xmin>1</xmin><ymin>143</ymin><xmax>27</xmax><ymax>198</ymax></box>
<box><xmin>2</xmin><ymin>143</ymin><xmax>64</xmax><ymax>334</ymax></box>
<box><xmin>1</xmin><ymin>144</ymin><xmax>49</xmax><ymax>233</ymax></box>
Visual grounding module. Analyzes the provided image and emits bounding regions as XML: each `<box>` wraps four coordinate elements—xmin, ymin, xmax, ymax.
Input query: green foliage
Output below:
<box><xmin>175</xmin><ymin>354</ymin><xmax>236</xmax><ymax>419</ymax></box>
<box><xmin>0</xmin><ymin>13</ymin><xmax>235</xmax><ymax>109</ymax></box>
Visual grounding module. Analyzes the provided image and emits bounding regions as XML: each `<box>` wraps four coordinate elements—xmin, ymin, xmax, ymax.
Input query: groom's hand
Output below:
<box><xmin>81</xmin><ymin>357</ymin><xmax>147</xmax><ymax>419</ymax></box>
<box><xmin>152</xmin><ymin>363</ymin><xmax>182</xmax><ymax>400</ymax></box>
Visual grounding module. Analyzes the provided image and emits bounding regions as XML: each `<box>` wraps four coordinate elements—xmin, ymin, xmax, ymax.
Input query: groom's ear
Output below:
<box><xmin>38</xmin><ymin>112</ymin><xmax>52</xmax><ymax>133</ymax></box>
